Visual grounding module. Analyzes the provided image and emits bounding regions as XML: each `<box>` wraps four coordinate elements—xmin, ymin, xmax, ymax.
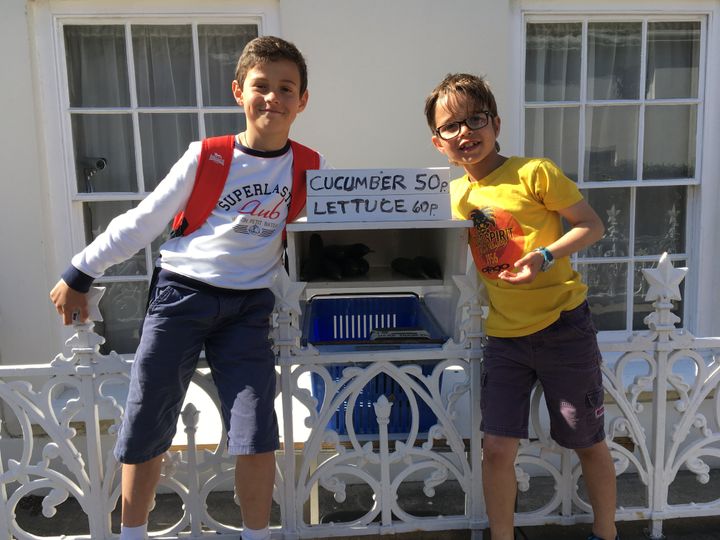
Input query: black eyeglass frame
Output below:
<box><xmin>434</xmin><ymin>111</ymin><xmax>494</xmax><ymax>141</ymax></box>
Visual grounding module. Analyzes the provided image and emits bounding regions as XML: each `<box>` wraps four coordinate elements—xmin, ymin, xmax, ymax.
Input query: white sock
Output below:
<box><xmin>241</xmin><ymin>526</ymin><xmax>271</xmax><ymax>540</ymax></box>
<box><xmin>120</xmin><ymin>523</ymin><xmax>148</xmax><ymax>540</ymax></box>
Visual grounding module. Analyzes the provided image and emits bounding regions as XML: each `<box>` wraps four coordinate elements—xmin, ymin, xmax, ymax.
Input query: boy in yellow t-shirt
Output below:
<box><xmin>425</xmin><ymin>73</ymin><xmax>617</xmax><ymax>540</ymax></box>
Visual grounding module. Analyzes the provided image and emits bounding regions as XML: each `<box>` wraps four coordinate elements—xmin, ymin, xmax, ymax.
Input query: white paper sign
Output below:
<box><xmin>306</xmin><ymin>168</ymin><xmax>450</xmax><ymax>222</ymax></box>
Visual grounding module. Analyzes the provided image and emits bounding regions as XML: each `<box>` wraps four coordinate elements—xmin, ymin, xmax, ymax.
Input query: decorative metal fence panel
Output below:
<box><xmin>0</xmin><ymin>254</ymin><xmax>718</xmax><ymax>539</ymax></box>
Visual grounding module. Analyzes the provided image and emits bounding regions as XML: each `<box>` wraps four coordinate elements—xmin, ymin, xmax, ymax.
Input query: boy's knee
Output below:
<box><xmin>574</xmin><ymin>440</ymin><xmax>611</xmax><ymax>462</ymax></box>
<box><xmin>235</xmin><ymin>451</ymin><xmax>275</xmax><ymax>465</ymax></box>
<box><xmin>482</xmin><ymin>435</ymin><xmax>519</xmax><ymax>466</ymax></box>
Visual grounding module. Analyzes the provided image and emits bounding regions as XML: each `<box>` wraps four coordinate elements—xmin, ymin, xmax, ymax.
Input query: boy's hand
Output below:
<box><xmin>497</xmin><ymin>251</ymin><xmax>544</xmax><ymax>284</ymax></box>
<box><xmin>50</xmin><ymin>279</ymin><xmax>89</xmax><ymax>325</ymax></box>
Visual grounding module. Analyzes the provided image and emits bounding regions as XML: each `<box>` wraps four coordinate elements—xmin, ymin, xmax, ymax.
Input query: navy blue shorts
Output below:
<box><xmin>480</xmin><ymin>301</ymin><xmax>606</xmax><ymax>449</ymax></box>
<box><xmin>114</xmin><ymin>271</ymin><xmax>279</xmax><ymax>464</ymax></box>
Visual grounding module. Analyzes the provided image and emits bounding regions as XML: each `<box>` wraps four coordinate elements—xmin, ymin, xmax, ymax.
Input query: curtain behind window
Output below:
<box><xmin>64</xmin><ymin>22</ymin><xmax>256</xmax><ymax>353</ymax></box>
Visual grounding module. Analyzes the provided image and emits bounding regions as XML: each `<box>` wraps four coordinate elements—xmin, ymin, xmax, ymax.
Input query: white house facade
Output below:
<box><xmin>1</xmin><ymin>1</ymin><xmax>720</xmax><ymax>538</ymax></box>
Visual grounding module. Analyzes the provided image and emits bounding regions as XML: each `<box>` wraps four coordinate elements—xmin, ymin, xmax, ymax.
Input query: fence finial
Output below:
<box><xmin>642</xmin><ymin>252</ymin><xmax>687</xmax><ymax>302</ymax></box>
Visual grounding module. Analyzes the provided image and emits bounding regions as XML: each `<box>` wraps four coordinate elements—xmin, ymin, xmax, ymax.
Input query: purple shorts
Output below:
<box><xmin>114</xmin><ymin>270</ymin><xmax>279</xmax><ymax>464</ymax></box>
<box><xmin>480</xmin><ymin>301</ymin><xmax>605</xmax><ymax>449</ymax></box>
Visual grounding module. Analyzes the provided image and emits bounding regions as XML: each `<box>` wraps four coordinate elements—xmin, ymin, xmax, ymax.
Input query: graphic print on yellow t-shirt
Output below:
<box><xmin>468</xmin><ymin>206</ymin><xmax>525</xmax><ymax>279</ymax></box>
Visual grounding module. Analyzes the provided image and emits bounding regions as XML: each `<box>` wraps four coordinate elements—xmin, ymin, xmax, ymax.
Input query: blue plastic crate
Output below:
<box><xmin>301</xmin><ymin>294</ymin><xmax>447</xmax><ymax>352</ymax></box>
<box><xmin>311</xmin><ymin>362</ymin><xmax>438</xmax><ymax>435</ymax></box>
<box><xmin>303</xmin><ymin>295</ymin><xmax>446</xmax><ymax>435</ymax></box>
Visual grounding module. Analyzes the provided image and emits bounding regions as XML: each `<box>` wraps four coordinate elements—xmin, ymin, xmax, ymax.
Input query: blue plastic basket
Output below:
<box><xmin>303</xmin><ymin>295</ymin><xmax>446</xmax><ymax>435</ymax></box>
<box><xmin>311</xmin><ymin>362</ymin><xmax>438</xmax><ymax>435</ymax></box>
<box><xmin>301</xmin><ymin>294</ymin><xmax>447</xmax><ymax>352</ymax></box>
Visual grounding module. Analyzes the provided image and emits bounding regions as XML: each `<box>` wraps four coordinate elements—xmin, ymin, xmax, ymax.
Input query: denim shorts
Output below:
<box><xmin>480</xmin><ymin>301</ymin><xmax>605</xmax><ymax>449</ymax></box>
<box><xmin>114</xmin><ymin>270</ymin><xmax>279</xmax><ymax>464</ymax></box>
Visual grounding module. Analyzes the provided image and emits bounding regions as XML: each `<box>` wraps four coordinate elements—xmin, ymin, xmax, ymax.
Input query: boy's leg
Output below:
<box><xmin>535</xmin><ymin>301</ymin><xmax>618</xmax><ymax>539</ymax></box>
<box><xmin>121</xmin><ymin>455</ymin><xmax>164</xmax><ymax>527</ymax></box>
<box><xmin>479</xmin><ymin>335</ymin><xmax>537</xmax><ymax>540</ymax></box>
<box><xmin>235</xmin><ymin>452</ymin><xmax>275</xmax><ymax>529</ymax></box>
<box><xmin>114</xmin><ymin>280</ymin><xmax>212</xmax><ymax>532</ymax></box>
<box><xmin>203</xmin><ymin>287</ymin><xmax>279</xmax><ymax>531</ymax></box>
<box><xmin>575</xmin><ymin>441</ymin><xmax>618</xmax><ymax>540</ymax></box>
<box><xmin>482</xmin><ymin>434</ymin><xmax>520</xmax><ymax>540</ymax></box>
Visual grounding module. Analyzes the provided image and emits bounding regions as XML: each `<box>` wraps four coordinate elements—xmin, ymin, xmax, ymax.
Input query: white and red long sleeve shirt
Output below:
<box><xmin>63</xmin><ymin>139</ymin><xmax>325</xmax><ymax>292</ymax></box>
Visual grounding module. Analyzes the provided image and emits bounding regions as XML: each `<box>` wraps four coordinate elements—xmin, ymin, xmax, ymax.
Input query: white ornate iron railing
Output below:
<box><xmin>0</xmin><ymin>253</ymin><xmax>718</xmax><ymax>539</ymax></box>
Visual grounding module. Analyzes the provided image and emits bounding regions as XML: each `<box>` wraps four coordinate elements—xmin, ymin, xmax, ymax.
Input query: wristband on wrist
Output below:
<box><xmin>533</xmin><ymin>247</ymin><xmax>554</xmax><ymax>272</ymax></box>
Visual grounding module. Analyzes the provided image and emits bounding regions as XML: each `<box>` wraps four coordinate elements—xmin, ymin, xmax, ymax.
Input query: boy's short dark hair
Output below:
<box><xmin>235</xmin><ymin>36</ymin><xmax>308</xmax><ymax>94</ymax></box>
<box><xmin>424</xmin><ymin>73</ymin><xmax>498</xmax><ymax>131</ymax></box>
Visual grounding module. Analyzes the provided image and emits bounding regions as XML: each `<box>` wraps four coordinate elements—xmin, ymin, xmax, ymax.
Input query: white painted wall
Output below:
<box><xmin>280</xmin><ymin>0</ymin><xmax>518</xmax><ymax>170</ymax></box>
<box><xmin>0</xmin><ymin>0</ymin><xmax>60</xmax><ymax>364</ymax></box>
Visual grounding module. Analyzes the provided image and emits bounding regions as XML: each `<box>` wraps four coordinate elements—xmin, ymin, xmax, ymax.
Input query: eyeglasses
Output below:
<box><xmin>435</xmin><ymin>111</ymin><xmax>493</xmax><ymax>141</ymax></box>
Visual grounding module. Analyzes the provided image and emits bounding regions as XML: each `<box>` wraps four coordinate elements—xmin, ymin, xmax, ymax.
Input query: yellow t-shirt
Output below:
<box><xmin>451</xmin><ymin>156</ymin><xmax>587</xmax><ymax>337</ymax></box>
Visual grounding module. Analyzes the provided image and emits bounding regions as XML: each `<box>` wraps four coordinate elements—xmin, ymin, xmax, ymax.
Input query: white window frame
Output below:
<box><xmin>514</xmin><ymin>1</ymin><xmax>720</xmax><ymax>338</ymax></box>
<box><xmin>32</xmin><ymin>0</ymin><xmax>278</xmax><ymax>346</ymax></box>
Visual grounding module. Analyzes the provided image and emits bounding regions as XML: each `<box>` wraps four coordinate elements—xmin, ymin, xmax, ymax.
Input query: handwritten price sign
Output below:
<box><xmin>306</xmin><ymin>168</ymin><xmax>450</xmax><ymax>222</ymax></box>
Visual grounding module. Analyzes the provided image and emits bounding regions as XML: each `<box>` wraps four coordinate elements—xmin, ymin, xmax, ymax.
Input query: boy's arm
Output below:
<box><xmin>50</xmin><ymin>143</ymin><xmax>201</xmax><ymax>323</ymax></box>
<box><xmin>499</xmin><ymin>199</ymin><xmax>604</xmax><ymax>284</ymax></box>
<box><xmin>70</xmin><ymin>146</ymin><xmax>199</xmax><ymax>278</ymax></box>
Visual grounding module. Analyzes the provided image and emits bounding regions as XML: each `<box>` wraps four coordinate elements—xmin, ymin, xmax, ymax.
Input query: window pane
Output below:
<box><xmin>525</xmin><ymin>107</ymin><xmax>579</xmax><ymax>180</ymax></box>
<box><xmin>632</xmin><ymin>260</ymin><xmax>685</xmax><ymax>330</ymax></box>
<box><xmin>579</xmin><ymin>188</ymin><xmax>630</xmax><ymax>257</ymax></box>
<box><xmin>646</xmin><ymin>22</ymin><xmax>700</xmax><ymax>99</ymax></box>
<box><xmin>139</xmin><ymin>113</ymin><xmax>199</xmax><ymax>191</ymax></box>
<box><xmin>133</xmin><ymin>25</ymin><xmax>196</xmax><ymax>107</ymax></box>
<box><xmin>83</xmin><ymin>201</ymin><xmax>147</xmax><ymax>277</ymax></box>
<box><xmin>199</xmin><ymin>24</ymin><xmax>258</xmax><ymax>106</ymax></box>
<box><xmin>587</xmin><ymin>22</ymin><xmax>642</xmax><ymax>100</ymax></box>
<box><xmin>643</xmin><ymin>105</ymin><xmax>696</xmax><ymax>180</ymax></box>
<box><xmin>72</xmin><ymin>114</ymin><xmax>137</xmax><ymax>192</ymax></box>
<box><xmin>635</xmin><ymin>186</ymin><xmax>686</xmax><ymax>256</ymax></box>
<box><xmin>96</xmin><ymin>281</ymin><xmax>149</xmax><ymax>354</ymax></box>
<box><xmin>205</xmin><ymin>113</ymin><xmax>246</xmax><ymax>138</ymax></box>
<box><xmin>585</xmin><ymin>105</ymin><xmax>638</xmax><ymax>181</ymax></box>
<box><xmin>525</xmin><ymin>23</ymin><xmax>581</xmax><ymax>102</ymax></box>
<box><xmin>580</xmin><ymin>262</ymin><xmax>627</xmax><ymax>331</ymax></box>
<box><xmin>64</xmin><ymin>25</ymin><xmax>130</xmax><ymax>107</ymax></box>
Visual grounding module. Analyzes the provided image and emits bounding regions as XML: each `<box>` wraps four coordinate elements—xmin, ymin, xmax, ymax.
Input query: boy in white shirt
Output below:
<box><xmin>50</xmin><ymin>36</ymin><xmax>325</xmax><ymax>540</ymax></box>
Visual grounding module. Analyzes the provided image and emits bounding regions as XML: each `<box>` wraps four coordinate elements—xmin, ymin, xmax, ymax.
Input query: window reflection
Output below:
<box><xmin>72</xmin><ymin>114</ymin><xmax>137</xmax><ymax>193</ymax></box>
<box><xmin>587</xmin><ymin>22</ymin><xmax>642</xmax><ymax>100</ymax></box>
<box><xmin>139</xmin><ymin>113</ymin><xmax>199</xmax><ymax>191</ymax></box>
<box><xmin>643</xmin><ymin>105</ymin><xmax>696</xmax><ymax>180</ymax></box>
<box><xmin>646</xmin><ymin>22</ymin><xmax>700</xmax><ymax>99</ymax></box>
<box><xmin>580</xmin><ymin>188</ymin><xmax>630</xmax><ymax>258</ymax></box>
<box><xmin>635</xmin><ymin>186</ymin><xmax>686</xmax><ymax>255</ymax></box>
<box><xmin>585</xmin><ymin>105</ymin><xmax>638</xmax><ymax>181</ymax></box>
<box><xmin>525</xmin><ymin>23</ymin><xmax>581</xmax><ymax>102</ymax></box>
<box><xmin>578</xmin><ymin>262</ymin><xmax>628</xmax><ymax>331</ymax></box>
<box><xmin>133</xmin><ymin>25</ymin><xmax>196</xmax><ymax>107</ymax></box>
<box><xmin>525</xmin><ymin>107</ymin><xmax>579</xmax><ymax>181</ymax></box>
<box><xmin>96</xmin><ymin>281</ymin><xmax>149</xmax><ymax>354</ymax></box>
<box><xmin>64</xmin><ymin>25</ymin><xmax>130</xmax><ymax>108</ymax></box>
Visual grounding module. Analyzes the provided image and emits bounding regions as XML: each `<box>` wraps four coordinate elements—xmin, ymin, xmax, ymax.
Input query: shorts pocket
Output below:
<box><xmin>585</xmin><ymin>387</ymin><xmax>604</xmax><ymax>407</ymax></box>
<box><xmin>560</xmin><ymin>302</ymin><xmax>598</xmax><ymax>339</ymax></box>
<box><xmin>147</xmin><ymin>285</ymin><xmax>186</xmax><ymax>316</ymax></box>
<box><xmin>585</xmin><ymin>387</ymin><xmax>605</xmax><ymax>421</ymax></box>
